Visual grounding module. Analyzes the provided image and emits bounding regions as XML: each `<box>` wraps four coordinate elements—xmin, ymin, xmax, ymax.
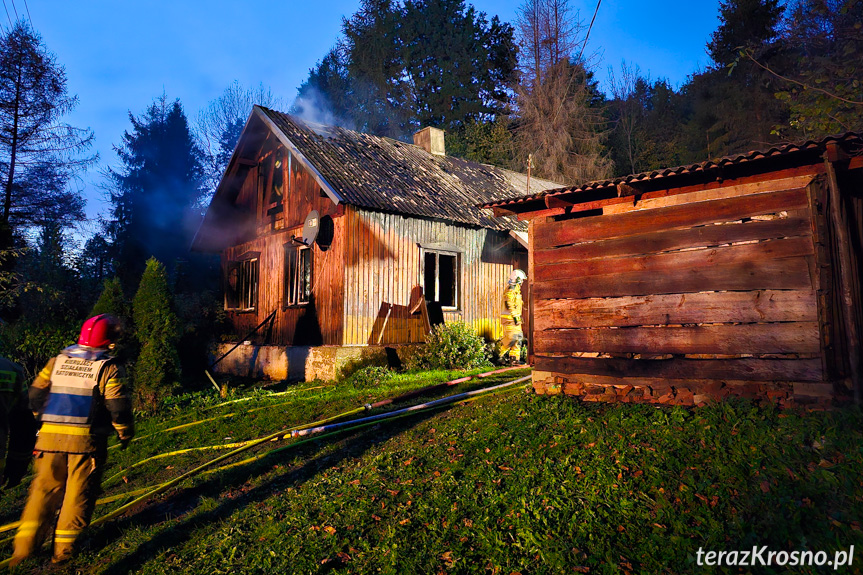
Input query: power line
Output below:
<box><xmin>7</xmin><ymin>0</ymin><xmax>16</xmax><ymax>21</ymax></box>
<box><xmin>22</xmin><ymin>0</ymin><xmax>31</xmax><ymax>28</ymax></box>
<box><xmin>578</xmin><ymin>0</ymin><xmax>602</xmax><ymax>61</ymax></box>
<box><xmin>1</xmin><ymin>0</ymin><xmax>12</xmax><ymax>29</ymax></box>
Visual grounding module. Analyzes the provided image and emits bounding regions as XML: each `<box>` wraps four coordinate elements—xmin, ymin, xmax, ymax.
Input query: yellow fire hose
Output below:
<box><xmin>1</xmin><ymin>385</ymin><xmax>527</xmax><ymax>542</ymax></box>
<box><xmin>0</xmin><ymin>373</ymin><xmax>529</xmax><ymax>567</ymax></box>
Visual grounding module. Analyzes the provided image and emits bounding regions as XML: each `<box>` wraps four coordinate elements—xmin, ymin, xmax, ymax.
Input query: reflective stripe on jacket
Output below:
<box><xmin>31</xmin><ymin>348</ymin><xmax>134</xmax><ymax>454</ymax></box>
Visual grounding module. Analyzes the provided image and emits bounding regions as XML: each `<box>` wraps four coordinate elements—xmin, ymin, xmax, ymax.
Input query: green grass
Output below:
<box><xmin>2</xmin><ymin>369</ymin><xmax>862</xmax><ymax>574</ymax></box>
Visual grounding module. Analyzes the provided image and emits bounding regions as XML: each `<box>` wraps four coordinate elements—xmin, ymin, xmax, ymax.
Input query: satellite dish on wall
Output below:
<box><xmin>293</xmin><ymin>210</ymin><xmax>320</xmax><ymax>246</ymax></box>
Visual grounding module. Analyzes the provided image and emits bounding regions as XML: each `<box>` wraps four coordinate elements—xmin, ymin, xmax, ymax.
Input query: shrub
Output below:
<box><xmin>405</xmin><ymin>321</ymin><xmax>491</xmax><ymax>371</ymax></box>
<box><xmin>90</xmin><ymin>277</ymin><xmax>129</xmax><ymax>318</ymax></box>
<box><xmin>90</xmin><ymin>277</ymin><xmax>135</xmax><ymax>361</ymax></box>
<box><xmin>0</xmin><ymin>321</ymin><xmax>78</xmax><ymax>380</ymax></box>
<box><xmin>132</xmin><ymin>258</ymin><xmax>180</xmax><ymax>411</ymax></box>
<box><xmin>345</xmin><ymin>366</ymin><xmax>394</xmax><ymax>390</ymax></box>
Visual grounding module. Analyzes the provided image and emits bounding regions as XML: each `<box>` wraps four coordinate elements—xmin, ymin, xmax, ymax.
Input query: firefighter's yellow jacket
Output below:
<box><xmin>30</xmin><ymin>347</ymin><xmax>134</xmax><ymax>453</ymax></box>
<box><xmin>501</xmin><ymin>285</ymin><xmax>524</xmax><ymax>324</ymax></box>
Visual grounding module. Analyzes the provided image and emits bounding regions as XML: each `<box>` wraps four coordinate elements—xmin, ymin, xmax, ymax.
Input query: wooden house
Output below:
<box><xmin>192</xmin><ymin>106</ymin><xmax>560</xmax><ymax>380</ymax></box>
<box><xmin>483</xmin><ymin>133</ymin><xmax>863</xmax><ymax>407</ymax></box>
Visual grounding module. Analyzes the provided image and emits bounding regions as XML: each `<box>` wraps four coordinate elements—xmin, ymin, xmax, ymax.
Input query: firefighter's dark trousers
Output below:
<box><xmin>13</xmin><ymin>450</ymin><xmax>105</xmax><ymax>563</ymax></box>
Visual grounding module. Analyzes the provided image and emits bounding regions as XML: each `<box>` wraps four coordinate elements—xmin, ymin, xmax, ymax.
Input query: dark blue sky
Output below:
<box><xmin>15</xmin><ymin>0</ymin><xmax>720</xmax><ymax>229</ymax></box>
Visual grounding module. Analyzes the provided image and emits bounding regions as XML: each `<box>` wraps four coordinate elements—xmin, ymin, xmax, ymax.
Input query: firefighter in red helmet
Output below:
<box><xmin>11</xmin><ymin>314</ymin><xmax>134</xmax><ymax>566</ymax></box>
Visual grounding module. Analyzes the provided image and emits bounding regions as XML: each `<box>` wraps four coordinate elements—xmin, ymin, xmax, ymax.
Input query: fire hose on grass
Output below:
<box><xmin>0</xmin><ymin>370</ymin><xmax>530</xmax><ymax>567</ymax></box>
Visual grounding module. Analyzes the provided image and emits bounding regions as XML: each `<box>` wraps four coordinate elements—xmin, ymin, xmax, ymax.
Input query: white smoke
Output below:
<box><xmin>290</xmin><ymin>87</ymin><xmax>355</xmax><ymax>135</ymax></box>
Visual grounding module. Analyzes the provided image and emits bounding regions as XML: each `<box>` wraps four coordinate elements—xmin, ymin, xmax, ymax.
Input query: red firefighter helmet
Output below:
<box><xmin>78</xmin><ymin>314</ymin><xmax>120</xmax><ymax>348</ymax></box>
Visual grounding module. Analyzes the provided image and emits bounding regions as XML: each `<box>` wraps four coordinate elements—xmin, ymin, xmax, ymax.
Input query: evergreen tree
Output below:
<box><xmin>769</xmin><ymin>0</ymin><xmax>863</xmax><ymax>137</ymax></box>
<box><xmin>0</xmin><ymin>21</ymin><xmax>93</xmax><ymax>239</ymax></box>
<box><xmin>296</xmin><ymin>0</ymin><xmax>517</xmax><ymax>138</ymax></box>
<box><xmin>107</xmin><ymin>94</ymin><xmax>205</xmax><ymax>292</ymax></box>
<box><xmin>401</xmin><ymin>0</ymin><xmax>517</xmax><ymax>130</ymax></box>
<box><xmin>90</xmin><ymin>276</ymin><xmax>128</xmax><ymax>319</ymax></box>
<box><xmin>132</xmin><ymin>258</ymin><xmax>180</xmax><ymax>411</ymax></box>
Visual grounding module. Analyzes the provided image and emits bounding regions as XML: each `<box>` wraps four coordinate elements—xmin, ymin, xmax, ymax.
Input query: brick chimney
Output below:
<box><xmin>413</xmin><ymin>126</ymin><xmax>445</xmax><ymax>156</ymax></box>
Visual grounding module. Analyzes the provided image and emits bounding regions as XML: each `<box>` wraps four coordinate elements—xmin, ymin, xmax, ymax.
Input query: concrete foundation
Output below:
<box><xmin>210</xmin><ymin>343</ymin><xmax>419</xmax><ymax>382</ymax></box>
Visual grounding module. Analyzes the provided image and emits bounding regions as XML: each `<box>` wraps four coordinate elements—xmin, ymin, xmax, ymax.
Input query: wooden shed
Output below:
<box><xmin>484</xmin><ymin>133</ymin><xmax>863</xmax><ymax>407</ymax></box>
<box><xmin>192</xmin><ymin>106</ymin><xmax>559</xmax><ymax>380</ymax></box>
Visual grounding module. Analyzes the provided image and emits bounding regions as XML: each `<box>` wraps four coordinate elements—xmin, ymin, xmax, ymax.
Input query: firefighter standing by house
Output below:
<box><xmin>500</xmin><ymin>269</ymin><xmax>527</xmax><ymax>364</ymax></box>
<box><xmin>0</xmin><ymin>356</ymin><xmax>36</xmax><ymax>489</ymax></box>
<box><xmin>11</xmin><ymin>314</ymin><xmax>134</xmax><ymax>567</ymax></box>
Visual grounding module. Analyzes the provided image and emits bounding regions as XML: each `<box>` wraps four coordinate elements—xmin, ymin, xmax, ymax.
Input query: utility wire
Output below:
<box><xmin>578</xmin><ymin>0</ymin><xmax>602</xmax><ymax>61</ymax></box>
<box><xmin>21</xmin><ymin>0</ymin><xmax>30</xmax><ymax>28</ymax></box>
<box><xmin>7</xmin><ymin>0</ymin><xmax>16</xmax><ymax>21</ymax></box>
<box><xmin>1</xmin><ymin>0</ymin><xmax>13</xmax><ymax>29</ymax></box>
<box><xmin>549</xmin><ymin>0</ymin><xmax>603</xmax><ymax>125</ymax></box>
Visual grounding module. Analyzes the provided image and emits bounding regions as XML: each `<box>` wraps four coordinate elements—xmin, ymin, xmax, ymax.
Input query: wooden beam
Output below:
<box><xmin>534</xmin><ymin>217</ymin><xmax>812</xmax><ymax>266</ymax></box>
<box><xmin>825</xmin><ymin>157</ymin><xmax>862</xmax><ymax>403</ymax></box>
<box><xmin>534</xmin><ymin>322</ymin><xmax>821</xmax><ymax>355</ymax></box>
<box><xmin>533</xmin><ymin>290</ymin><xmax>817</xmax><ymax>330</ymax></box>
<box><xmin>535</xmin><ymin>188</ymin><xmax>809</xmax><ymax>248</ymax></box>
<box><xmin>534</xmin><ymin>236</ymin><xmax>814</xmax><ymax>283</ymax></box>
<box><xmin>533</xmin><ymin>256</ymin><xmax>812</xmax><ymax>299</ymax></box>
<box><xmin>533</xmin><ymin>355</ymin><xmax>824</xmax><ymax>382</ymax></box>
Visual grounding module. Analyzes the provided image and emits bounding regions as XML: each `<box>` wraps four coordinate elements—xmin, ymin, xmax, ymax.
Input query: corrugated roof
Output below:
<box><xmin>483</xmin><ymin>131</ymin><xmax>863</xmax><ymax>210</ymax></box>
<box><xmin>259</xmin><ymin>107</ymin><xmax>562</xmax><ymax>231</ymax></box>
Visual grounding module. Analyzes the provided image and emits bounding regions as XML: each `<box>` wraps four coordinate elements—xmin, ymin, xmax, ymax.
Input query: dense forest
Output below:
<box><xmin>0</xmin><ymin>0</ymin><xmax>860</xmax><ymax>404</ymax></box>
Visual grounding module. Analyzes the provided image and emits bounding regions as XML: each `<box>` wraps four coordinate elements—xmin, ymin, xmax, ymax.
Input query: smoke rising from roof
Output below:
<box><xmin>289</xmin><ymin>87</ymin><xmax>355</xmax><ymax>135</ymax></box>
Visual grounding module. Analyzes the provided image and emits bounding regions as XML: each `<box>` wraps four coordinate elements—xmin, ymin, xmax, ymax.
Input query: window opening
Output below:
<box><xmin>284</xmin><ymin>243</ymin><xmax>312</xmax><ymax>306</ymax></box>
<box><xmin>225</xmin><ymin>257</ymin><xmax>259</xmax><ymax>311</ymax></box>
<box><xmin>423</xmin><ymin>249</ymin><xmax>459</xmax><ymax>309</ymax></box>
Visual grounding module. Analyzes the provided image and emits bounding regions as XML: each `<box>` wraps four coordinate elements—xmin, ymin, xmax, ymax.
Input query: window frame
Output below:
<box><xmin>421</xmin><ymin>247</ymin><xmax>461</xmax><ymax>311</ymax></box>
<box><xmin>224</xmin><ymin>253</ymin><xmax>260</xmax><ymax>312</ymax></box>
<box><xmin>284</xmin><ymin>242</ymin><xmax>313</xmax><ymax>308</ymax></box>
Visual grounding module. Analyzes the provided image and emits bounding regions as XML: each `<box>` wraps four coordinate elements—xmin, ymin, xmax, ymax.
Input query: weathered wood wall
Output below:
<box><xmin>224</xmin><ymin>142</ymin><xmax>344</xmax><ymax>346</ymax></box>
<box><xmin>342</xmin><ymin>207</ymin><xmax>523</xmax><ymax>346</ymax></box>
<box><xmin>531</xmin><ymin>172</ymin><xmax>837</xmax><ymax>406</ymax></box>
<box><xmin>222</xmin><ymin>139</ymin><xmax>526</xmax><ymax>349</ymax></box>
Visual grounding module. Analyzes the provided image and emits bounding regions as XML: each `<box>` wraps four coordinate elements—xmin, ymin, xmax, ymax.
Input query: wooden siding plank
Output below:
<box><xmin>535</xmin><ymin>322</ymin><xmax>821</xmax><ymax>355</ymax></box>
<box><xmin>535</xmin><ymin>188</ymin><xmax>809</xmax><ymax>248</ymax></box>
<box><xmin>535</xmin><ymin>236</ymin><xmax>813</xmax><ymax>282</ymax></box>
<box><xmin>601</xmin><ymin>174</ymin><xmax>816</xmax><ymax>216</ymax></box>
<box><xmin>533</xmin><ymin>256</ymin><xmax>813</xmax><ymax>299</ymax></box>
<box><xmin>534</xmin><ymin>217</ymin><xmax>811</xmax><ymax>266</ymax></box>
<box><xmin>534</xmin><ymin>290</ymin><xmax>817</xmax><ymax>330</ymax></box>
<box><xmin>534</xmin><ymin>355</ymin><xmax>824</xmax><ymax>382</ymax></box>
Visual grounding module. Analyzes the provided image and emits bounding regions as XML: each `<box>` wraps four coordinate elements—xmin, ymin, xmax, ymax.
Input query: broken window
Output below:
<box><xmin>284</xmin><ymin>243</ymin><xmax>312</xmax><ymax>307</ymax></box>
<box><xmin>225</xmin><ymin>257</ymin><xmax>259</xmax><ymax>311</ymax></box>
<box><xmin>261</xmin><ymin>150</ymin><xmax>286</xmax><ymax>216</ymax></box>
<box><xmin>423</xmin><ymin>249</ymin><xmax>459</xmax><ymax>309</ymax></box>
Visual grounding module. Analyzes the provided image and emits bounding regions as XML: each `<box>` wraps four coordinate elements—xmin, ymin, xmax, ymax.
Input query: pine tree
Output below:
<box><xmin>0</xmin><ymin>21</ymin><xmax>93</xmax><ymax>239</ymax></box>
<box><xmin>296</xmin><ymin>0</ymin><xmax>517</xmax><ymax>138</ymax></box>
<box><xmin>108</xmin><ymin>94</ymin><xmax>204</xmax><ymax>292</ymax></box>
<box><xmin>132</xmin><ymin>258</ymin><xmax>180</xmax><ymax>411</ymax></box>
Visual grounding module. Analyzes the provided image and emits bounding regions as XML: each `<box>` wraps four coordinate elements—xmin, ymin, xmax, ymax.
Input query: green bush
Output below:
<box><xmin>405</xmin><ymin>321</ymin><xmax>491</xmax><ymax>371</ymax></box>
<box><xmin>344</xmin><ymin>365</ymin><xmax>394</xmax><ymax>390</ymax></box>
<box><xmin>90</xmin><ymin>276</ymin><xmax>129</xmax><ymax>318</ymax></box>
<box><xmin>132</xmin><ymin>258</ymin><xmax>180</xmax><ymax>411</ymax></box>
<box><xmin>90</xmin><ymin>276</ymin><xmax>135</xmax><ymax>361</ymax></box>
<box><xmin>0</xmin><ymin>321</ymin><xmax>78</xmax><ymax>380</ymax></box>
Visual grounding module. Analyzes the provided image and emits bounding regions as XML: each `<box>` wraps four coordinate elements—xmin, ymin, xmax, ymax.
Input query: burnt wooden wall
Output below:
<box><xmin>530</xmin><ymin>171</ymin><xmax>839</xmax><ymax>406</ymax></box>
<box><xmin>222</xmin><ymin>137</ymin><xmax>526</xmax><ymax>348</ymax></box>
<box><xmin>224</xmin><ymin>141</ymin><xmax>344</xmax><ymax>346</ymax></box>
<box><xmin>342</xmin><ymin>207</ymin><xmax>524</xmax><ymax>346</ymax></box>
